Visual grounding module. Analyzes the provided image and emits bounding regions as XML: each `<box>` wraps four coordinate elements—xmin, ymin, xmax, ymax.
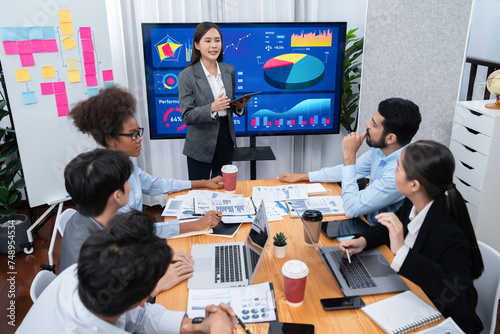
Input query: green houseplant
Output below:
<box><xmin>340</xmin><ymin>28</ymin><xmax>364</xmax><ymax>133</ymax></box>
<box><xmin>273</xmin><ymin>232</ymin><xmax>287</xmax><ymax>258</ymax></box>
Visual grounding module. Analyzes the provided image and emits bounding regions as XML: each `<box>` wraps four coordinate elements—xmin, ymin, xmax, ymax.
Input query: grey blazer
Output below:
<box><xmin>178</xmin><ymin>61</ymin><xmax>243</xmax><ymax>163</ymax></box>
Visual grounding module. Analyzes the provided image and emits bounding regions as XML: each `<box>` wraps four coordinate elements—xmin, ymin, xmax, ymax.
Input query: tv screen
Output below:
<box><xmin>142</xmin><ymin>22</ymin><xmax>346</xmax><ymax>139</ymax></box>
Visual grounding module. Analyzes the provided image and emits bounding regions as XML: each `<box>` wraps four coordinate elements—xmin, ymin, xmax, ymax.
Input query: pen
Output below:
<box><xmin>235</xmin><ymin>315</ymin><xmax>252</xmax><ymax>334</ymax></box>
<box><xmin>346</xmin><ymin>248</ymin><xmax>351</xmax><ymax>264</ymax></box>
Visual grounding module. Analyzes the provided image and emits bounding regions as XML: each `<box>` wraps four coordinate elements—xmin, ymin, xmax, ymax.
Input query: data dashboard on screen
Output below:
<box><xmin>142</xmin><ymin>22</ymin><xmax>346</xmax><ymax>139</ymax></box>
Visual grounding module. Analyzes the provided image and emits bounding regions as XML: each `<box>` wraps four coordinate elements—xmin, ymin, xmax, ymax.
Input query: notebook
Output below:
<box><xmin>296</xmin><ymin>210</ymin><xmax>408</xmax><ymax>297</ymax></box>
<box><xmin>361</xmin><ymin>291</ymin><xmax>443</xmax><ymax>334</ymax></box>
<box><xmin>188</xmin><ymin>201</ymin><xmax>270</xmax><ymax>289</ymax></box>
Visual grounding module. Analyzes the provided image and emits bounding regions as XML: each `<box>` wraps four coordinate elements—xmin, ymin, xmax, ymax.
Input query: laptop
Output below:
<box><xmin>188</xmin><ymin>200</ymin><xmax>270</xmax><ymax>289</ymax></box>
<box><xmin>298</xmin><ymin>212</ymin><xmax>408</xmax><ymax>297</ymax></box>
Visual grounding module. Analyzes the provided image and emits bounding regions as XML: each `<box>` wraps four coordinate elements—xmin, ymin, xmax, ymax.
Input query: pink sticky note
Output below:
<box><xmin>80</xmin><ymin>27</ymin><xmax>92</xmax><ymax>39</ymax></box>
<box><xmin>3</xmin><ymin>41</ymin><xmax>19</xmax><ymax>55</ymax></box>
<box><xmin>84</xmin><ymin>63</ymin><xmax>96</xmax><ymax>75</ymax></box>
<box><xmin>40</xmin><ymin>82</ymin><xmax>54</xmax><ymax>95</ymax></box>
<box><xmin>85</xmin><ymin>74</ymin><xmax>98</xmax><ymax>86</ymax></box>
<box><xmin>82</xmin><ymin>51</ymin><xmax>95</xmax><ymax>64</ymax></box>
<box><xmin>55</xmin><ymin>93</ymin><xmax>68</xmax><ymax>107</ymax></box>
<box><xmin>44</xmin><ymin>39</ymin><xmax>58</xmax><ymax>52</ymax></box>
<box><xmin>53</xmin><ymin>81</ymin><xmax>66</xmax><ymax>94</ymax></box>
<box><xmin>17</xmin><ymin>40</ymin><xmax>32</xmax><ymax>53</ymax></box>
<box><xmin>102</xmin><ymin>69</ymin><xmax>114</xmax><ymax>82</ymax></box>
<box><xmin>20</xmin><ymin>53</ymin><xmax>35</xmax><ymax>67</ymax></box>
<box><xmin>81</xmin><ymin>39</ymin><xmax>94</xmax><ymax>51</ymax></box>
<box><xmin>57</xmin><ymin>104</ymin><xmax>69</xmax><ymax>117</ymax></box>
<box><xmin>30</xmin><ymin>39</ymin><xmax>45</xmax><ymax>53</ymax></box>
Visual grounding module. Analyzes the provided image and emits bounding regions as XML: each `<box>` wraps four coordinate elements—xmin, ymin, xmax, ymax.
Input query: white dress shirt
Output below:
<box><xmin>199</xmin><ymin>60</ymin><xmax>228</xmax><ymax>117</ymax></box>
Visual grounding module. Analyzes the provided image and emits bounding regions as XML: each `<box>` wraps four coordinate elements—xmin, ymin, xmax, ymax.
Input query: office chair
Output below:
<box><xmin>56</xmin><ymin>208</ymin><xmax>76</xmax><ymax>236</ymax></box>
<box><xmin>46</xmin><ymin>208</ymin><xmax>77</xmax><ymax>272</ymax></box>
<box><xmin>30</xmin><ymin>270</ymin><xmax>57</xmax><ymax>302</ymax></box>
<box><xmin>474</xmin><ymin>241</ymin><xmax>500</xmax><ymax>334</ymax></box>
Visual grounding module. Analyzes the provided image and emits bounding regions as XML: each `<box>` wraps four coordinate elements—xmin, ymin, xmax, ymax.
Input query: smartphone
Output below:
<box><xmin>320</xmin><ymin>296</ymin><xmax>365</xmax><ymax>310</ymax></box>
<box><xmin>321</xmin><ymin>218</ymin><xmax>371</xmax><ymax>238</ymax></box>
<box><xmin>268</xmin><ymin>322</ymin><xmax>315</xmax><ymax>334</ymax></box>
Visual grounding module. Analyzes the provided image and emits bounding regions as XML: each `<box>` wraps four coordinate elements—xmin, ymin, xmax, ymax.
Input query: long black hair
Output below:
<box><xmin>401</xmin><ymin>140</ymin><xmax>483</xmax><ymax>279</ymax></box>
<box><xmin>186</xmin><ymin>22</ymin><xmax>223</xmax><ymax>68</ymax></box>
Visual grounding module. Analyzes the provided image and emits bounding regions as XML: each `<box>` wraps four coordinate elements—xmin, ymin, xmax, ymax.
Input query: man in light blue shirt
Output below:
<box><xmin>277</xmin><ymin>98</ymin><xmax>421</xmax><ymax>225</ymax></box>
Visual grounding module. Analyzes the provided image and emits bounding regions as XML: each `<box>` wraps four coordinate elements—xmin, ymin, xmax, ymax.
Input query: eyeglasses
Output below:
<box><xmin>115</xmin><ymin>128</ymin><xmax>144</xmax><ymax>141</ymax></box>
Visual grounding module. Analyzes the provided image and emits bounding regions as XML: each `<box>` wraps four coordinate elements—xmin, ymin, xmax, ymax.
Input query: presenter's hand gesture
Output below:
<box><xmin>232</xmin><ymin>96</ymin><xmax>250</xmax><ymax>109</ymax></box>
<box><xmin>211</xmin><ymin>93</ymin><xmax>230</xmax><ymax>113</ymax></box>
<box><xmin>342</xmin><ymin>132</ymin><xmax>367</xmax><ymax>165</ymax></box>
<box><xmin>375</xmin><ymin>212</ymin><xmax>405</xmax><ymax>255</ymax></box>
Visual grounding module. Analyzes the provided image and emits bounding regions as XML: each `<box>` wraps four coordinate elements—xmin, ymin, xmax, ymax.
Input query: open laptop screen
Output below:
<box><xmin>244</xmin><ymin>201</ymin><xmax>269</xmax><ymax>283</ymax></box>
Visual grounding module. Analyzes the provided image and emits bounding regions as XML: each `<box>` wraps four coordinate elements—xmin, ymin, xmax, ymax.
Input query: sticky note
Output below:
<box><xmin>57</xmin><ymin>104</ymin><xmax>69</xmax><ymax>117</ymax></box>
<box><xmin>58</xmin><ymin>10</ymin><xmax>72</xmax><ymax>23</ymax></box>
<box><xmin>22</xmin><ymin>91</ymin><xmax>37</xmax><ymax>105</ymax></box>
<box><xmin>44</xmin><ymin>39</ymin><xmax>58</xmax><ymax>52</ymax></box>
<box><xmin>31</xmin><ymin>40</ymin><xmax>45</xmax><ymax>53</ymax></box>
<box><xmin>42</xmin><ymin>66</ymin><xmax>56</xmax><ymax>79</ymax></box>
<box><xmin>40</xmin><ymin>82</ymin><xmax>54</xmax><ymax>95</ymax></box>
<box><xmin>17</xmin><ymin>40</ymin><xmax>32</xmax><ymax>54</ymax></box>
<box><xmin>14</xmin><ymin>27</ymin><xmax>29</xmax><ymax>40</ymax></box>
<box><xmin>102</xmin><ymin>70</ymin><xmax>114</xmax><ymax>82</ymax></box>
<box><xmin>15</xmin><ymin>69</ymin><xmax>31</xmax><ymax>82</ymax></box>
<box><xmin>82</xmin><ymin>51</ymin><xmax>94</xmax><ymax>64</ymax></box>
<box><xmin>103</xmin><ymin>81</ymin><xmax>114</xmax><ymax>88</ymax></box>
<box><xmin>81</xmin><ymin>39</ymin><xmax>93</xmax><ymax>51</ymax></box>
<box><xmin>62</xmin><ymin>35</ymin><xmax>76</xmax><ymax>50</ymax></box>
<box><xmin>54</xmin><ymin>81</ymin><xmax>66</xmax><ymax>94</ymax></box>
<box><xmin>0</xmin><ymin>27</ymin><xmax>16</xmax><ymax>41</ymax></box>
<box><xmin>80</xmin><ymin>27</ymin><xmax>92</xmax><ymax>39</ymax></box>
<box><xmin>3</xmin><ymin>41</ymin><xmax>19</xmax><ymax>55</ymax></box>
<box><xmin>66</xmin><ymin>58</ymin><xmax>78</xmax><ymax>71</ymax></box>
<box><xmin>60</xmin><ymin>22</ymin><xmax>74</xmax><ymax>35</ymax></box>
<box><xmin>55</xmin><ymin>93</ymin><xmax>68</xmax><ymax>106</ymax></box>
<box><xmin>20</xmin><ymin>53</ymin><xmax>35</xmax><ymax>67</ymax></box>
<box><xmin>85</xmin><ymin>74</ymin><xmax>98</xmax><ymax>86</ymax></box>
<box><xmin>42</xmin><ymin>26</ymin><xmax>56</xmax><ymax>40</ymax></box>
<box><xmin>84</xmin><ymin>63</ymin><xmax>95</xmax><ymax>75</ymax></box>
<box><xmin>68</xmin><ymin>70</ymin><xmax>81</xmax><ymax>83</ymax></box>
<box><xmin>87</xmin><ymin>87</ymin><xmax>98</xmax><ymax>97</ymax></box>
<box><xmin>28</xmin><ymin>26</ymin><xmax>44</xmax><ymax>40</ymax></box>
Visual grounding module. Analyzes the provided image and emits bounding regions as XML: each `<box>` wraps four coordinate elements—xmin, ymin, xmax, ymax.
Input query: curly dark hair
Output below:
<box><xmin>69</xmin><ymin>86</ymin><xmax>137</xmax><ymax>147</ymax></box>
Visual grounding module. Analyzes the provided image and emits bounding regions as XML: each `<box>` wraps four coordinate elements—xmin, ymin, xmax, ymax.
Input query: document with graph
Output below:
<box><xmin>194</xmin><ymin>197</ymin><xmax>256</xmax><ymax>216</ymax></box>
<box><xmin>186</xmin><ymin>282</ymin><xmax>277</xmax><ymax>323</ymax></box>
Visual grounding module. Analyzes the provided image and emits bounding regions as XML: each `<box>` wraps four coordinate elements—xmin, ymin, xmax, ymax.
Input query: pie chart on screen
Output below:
<box><xmin>263</xmin><ymin>53</ymin><xmax>324</xmax><ymax>90</ymax></box>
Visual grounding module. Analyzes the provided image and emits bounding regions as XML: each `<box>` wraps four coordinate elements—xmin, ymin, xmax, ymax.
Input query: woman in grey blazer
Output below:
<box><xmin>178</xmin><ymin>22</ymin><xmax>249</xmax><ymax>180</ymax></box>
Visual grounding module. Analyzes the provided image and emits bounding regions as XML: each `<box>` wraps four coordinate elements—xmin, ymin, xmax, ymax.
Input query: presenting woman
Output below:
<box><xmin>340</xmin><ymin>140</ymin><xmax>484</xmax><ymax>333</ymax></box>
<box><xmin>178</xmin><ymin>22</ymin><xmax>249</xmax><ymax>180</ymax></box>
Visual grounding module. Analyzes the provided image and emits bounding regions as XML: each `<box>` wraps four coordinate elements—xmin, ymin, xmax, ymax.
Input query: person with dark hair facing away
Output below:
<box><xmin>69</xmin><ymin>85</ymin><xmax>222</xmax><ymax>237</ymax></box>
<box><xmin>340</xmin><ymin>140</ymin><xmax>484</xmax><ymax>333</ymax></box>
<box><xmin>18</xmin><ymin>211</ymin><xmax>238</xmax><ymax>333</ymax></box>
<box><xmin>178</xmin><ymin>22</ymin><xmax>250</xmax><ymax>180</ymax></box>
<box><xmin>60</xmin><ymin>149</ymin><xmax>194</xmax><ymax>293</ymax></box>
<box><xmin>277</xmin><ymin>97</ymin><xmax>421</xmax><ymax>225</ymax></box>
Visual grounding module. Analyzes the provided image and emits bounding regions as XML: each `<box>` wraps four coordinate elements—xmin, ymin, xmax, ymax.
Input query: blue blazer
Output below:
<box><xmin>178</xmin><ymin>61</ymin><xmax>242</xmax><ymax>163</ymax></box>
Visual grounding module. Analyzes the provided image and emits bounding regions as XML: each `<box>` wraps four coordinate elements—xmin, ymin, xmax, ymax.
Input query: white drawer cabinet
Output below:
<box><xmin>450</xmin><ymin>101</ymin><xmax>500</xmax><ymax>252</ymax></box>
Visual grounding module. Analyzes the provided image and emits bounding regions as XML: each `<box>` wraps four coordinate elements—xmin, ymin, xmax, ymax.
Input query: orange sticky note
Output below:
<box><xmin>15</xmin><ymin>68</ymin><xmax>31</xmax><ymax>82</ymax></box>
<box><xmin>58</xmin><ymin>10</ymin><xmax>72</xmax><ymax>23</ymax></box>
<box><xmin>42</xmin><ymin>66</ymin><xmax>55</xmax><ymax>79</ymax></box>
<box><xmin>68</xmin><ymin>70</ymin><xmax>81</xmax><ymax>83</ymax></box>
<box><xmin>60</xmin><ymin>22</ymin><xmax>74</xmax><ymax>35</ymax></box>
<box><xmin>62</xmin><ymin>35</ymin><xmax>76</xmax><ymax>50</ymax></box>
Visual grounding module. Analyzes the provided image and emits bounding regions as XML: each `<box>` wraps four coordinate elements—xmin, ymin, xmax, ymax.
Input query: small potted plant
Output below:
<box><xmin>273</xmin><ymin>232</ymin><xmax>287</xmax><ymax>258</ymax></box>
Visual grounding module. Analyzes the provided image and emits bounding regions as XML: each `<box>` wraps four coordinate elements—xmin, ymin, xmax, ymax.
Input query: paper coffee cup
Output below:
<box><xmin>302</xmin><ymin>210</ymin><xmax>323</xmax><ymax>247</ymax></box>
<box><xmin>221</xmin><ymin>164</ymin><xmax>238</xmax><ymax>193</ymax></box>
<box><xmin>282</xmin><ymin>260</ymin><xmax>309</xmax><ymax>306</ymax></box>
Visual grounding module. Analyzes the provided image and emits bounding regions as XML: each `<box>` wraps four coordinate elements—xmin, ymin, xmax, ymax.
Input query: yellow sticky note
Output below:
<box><xmin>15</xmin><ymin>68</ymin><xmax>31</xmax><ymax>82</ymax></box>
<box><xmin>66</xmin><ymin>58</ymin><xmax>78</xmax><ymax>71</ymax></box>
<box><xmin>68</xmin><ymin>70</ymin><xmax>81</xmax><ymax>83</ymax></box>
<box><xmin>42</xmin><ymin>66</ymin><xmax>55</xmax><ymax>79</ymax></box>
<box><xmin>58</xmin><ymin>10</ymin><xmax>72</xmax><ymax>23</ymax></box>
<box><xmin>62</xmin><ymin>36</ymin><xmax>76</xmax><ymax>51</ymax></box>
<box><xmin>60</xmin><ymin>22</ymin><xmax>74</xmax><ymax>35</ymax></box>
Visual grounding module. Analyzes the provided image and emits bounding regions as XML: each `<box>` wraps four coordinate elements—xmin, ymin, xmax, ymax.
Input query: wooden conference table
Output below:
<box><xmin>157</xmin><ymin>179</ymin><xmax>439</xmax><ymax>333</ymax></box>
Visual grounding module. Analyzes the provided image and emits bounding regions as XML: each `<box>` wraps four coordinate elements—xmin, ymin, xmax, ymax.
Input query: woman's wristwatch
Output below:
<box><xmin>192</xmin><ymin>317</ymin><xmax>204</xmax><ymax>324</ymax></box>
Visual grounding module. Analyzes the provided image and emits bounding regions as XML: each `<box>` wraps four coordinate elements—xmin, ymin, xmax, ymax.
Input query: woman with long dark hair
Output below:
<box><xmin>178</xmin><ymin>22</ymin><xmax>249</xmax><ymax>180</ymax></box>
<box><xmin>340</xmin><ymin>140</ymin><xmax>484</xmax><ymax>333</ymax></box>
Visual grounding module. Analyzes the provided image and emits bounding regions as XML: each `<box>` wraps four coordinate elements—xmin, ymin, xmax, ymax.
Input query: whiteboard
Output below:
<box><xmin>0</xmin><ymin>1</ymin><xmax>114</xmax><ymax>207</ymax></box>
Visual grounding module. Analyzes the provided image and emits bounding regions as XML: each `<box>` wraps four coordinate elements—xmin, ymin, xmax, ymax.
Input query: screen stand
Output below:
<box><xmin>233</xmin><ymin>136</ymin><xmax>276</xmax><ymax>180</ymax></box>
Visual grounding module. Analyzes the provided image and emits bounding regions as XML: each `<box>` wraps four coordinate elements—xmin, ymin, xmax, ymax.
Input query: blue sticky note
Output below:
<box><xmin>87</xmin><ymin>87</ymin><xmax>98</xmax><ymax>97</ymax></box>
<box><xmin>28</xmin><ymin>26</ymin><xmax>44</xmax><ymax>40</ymax></box>
<box><xmin>336</xmin><ymin>235</ymin><xmax>355</xmax><ymax>242</ymax></box>
<box><xmin>0</xmin><ymin>27</ymin><xmax>16</xmax><ymax>41</ymax></box>
<box><xmin>103</xmin><ymin>81</ymin><xmax>114</xmax><ymax>88</ymax></box>
<box><xmin>42</xmin><ymin>26</ymin><xmax>56</xmax><ymax>40</ymax></box>
<box><xmin>15</xmin><ymin>27</ymin><xmax>29</xmax><ymax>40</ymax></box>
<box><xmin>22</xmin><ymin>91</ymin><xmax>37</xmax><ymax>105</ymax></box>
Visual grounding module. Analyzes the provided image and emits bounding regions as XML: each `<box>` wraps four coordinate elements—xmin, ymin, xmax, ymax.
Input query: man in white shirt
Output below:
<box><xmin>18</xmin><ymin>211</ymin><xmax>237</xmax><ymax>334</ymax></box>
<box><xmin>277</xmin><ymin>97</ymin><xmax>421</xmax><ymax>225</ymax></box>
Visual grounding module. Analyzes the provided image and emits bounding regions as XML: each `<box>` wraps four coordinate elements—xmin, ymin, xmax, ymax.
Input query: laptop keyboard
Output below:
<box><xmin>215</xmin><ymin>245</ymin><xmax>243</xmax><ymax>284</ymax></box>
<box><xmin>330</xmin><ymin>250</ymin><xmax>376</xmax><ymax>289</ymax></box>
<box><xmin>249</xmin><ymin>248</ymin><xmax>260</xmax><ymax>270</ymax></box>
